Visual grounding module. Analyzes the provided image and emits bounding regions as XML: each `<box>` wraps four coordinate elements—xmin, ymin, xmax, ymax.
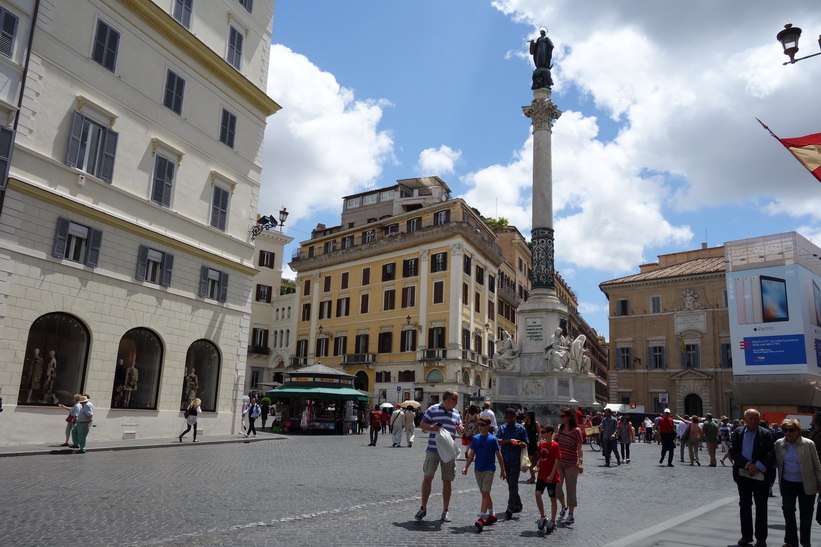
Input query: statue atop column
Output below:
<box><xmin>529</xmin><ymin>28</ymin><xmax>554</xmax><ymax>90</ymax></box>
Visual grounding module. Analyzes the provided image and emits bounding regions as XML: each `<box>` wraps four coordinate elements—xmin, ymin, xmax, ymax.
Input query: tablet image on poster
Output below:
<box><xmin>761</xmin><ymin>276</ymin><xmax>789</xmax><ymax>322</ymax></box>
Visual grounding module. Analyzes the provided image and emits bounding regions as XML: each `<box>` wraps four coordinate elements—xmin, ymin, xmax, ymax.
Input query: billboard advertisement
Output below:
<box><xmin>727</xmin><ymin>264</ymin><xmax>821</xmax><ymax>375</ymax></box>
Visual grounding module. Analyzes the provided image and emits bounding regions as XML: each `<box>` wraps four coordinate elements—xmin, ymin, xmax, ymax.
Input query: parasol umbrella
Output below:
<box><xmin>379</xmin><ymin>402</ymin><xmax>395</xmax><ymax>409</ymax></box>
<box><xmin>402</xmin><ymin>400</ymin><xmax>421</xmax><ymax>410</ymax></box>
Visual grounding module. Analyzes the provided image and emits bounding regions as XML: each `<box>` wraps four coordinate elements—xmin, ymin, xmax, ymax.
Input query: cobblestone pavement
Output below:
<box><xmin>0</xmin><ymin>435</ymin><xmax>749</xmax><ymax>546</ymax></box>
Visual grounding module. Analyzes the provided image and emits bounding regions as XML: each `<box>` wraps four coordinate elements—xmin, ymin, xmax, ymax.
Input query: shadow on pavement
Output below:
<box><xmin>392</xmin><ymin>520</ymin><xmax>443</xmax><ymax>532</ymax></box>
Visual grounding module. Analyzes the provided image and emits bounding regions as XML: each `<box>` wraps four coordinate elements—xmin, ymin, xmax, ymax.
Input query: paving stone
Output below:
<box><xmin>0</xmin><ymin>436</ymin><xmax>783</xmax><ymax>546</ymax></box>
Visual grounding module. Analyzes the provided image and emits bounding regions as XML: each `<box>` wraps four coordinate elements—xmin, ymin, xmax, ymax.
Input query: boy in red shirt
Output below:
<box><xmin>534</xmin><ymin>424</ymin><xmax>566</xmax><ymax>532</ymax></box>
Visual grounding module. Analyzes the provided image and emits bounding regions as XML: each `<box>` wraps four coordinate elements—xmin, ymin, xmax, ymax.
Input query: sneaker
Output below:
<box><xmin>414</xmin><ymin>507</ymin><xmax>426</xmax><ymax>520</ymax></box>
<box><xmin>547</xmin><ymin>520</ymin><xmax>557</xmax><ymax>532</ymax></box>
<box><xmin>441</xmin><ymin>510</ymin><xmax>451</xmax><ymax>522</ymax></box>
<box><xmin>558</xmin><ymin>506</ymin><xmax>568</xmax><ymax>520</ymax></box>
<box><xmin>484</xmin><ymin>514</ymin><xmax>497</xmax><ymax>525</ymax></box>
<box><xmin>537</xmin><ymin>516</ymin><xmax>547</xmax><ymax>530</ymax></box>
<box><xmin>474</xmin><ymin>518</ymin><xmax>484</xmax><ymax>532</ymax></box>
<box><xmin>564</xmin><ymin>514</ymin><xmax>575</xmax><ymax>525</ymax></box>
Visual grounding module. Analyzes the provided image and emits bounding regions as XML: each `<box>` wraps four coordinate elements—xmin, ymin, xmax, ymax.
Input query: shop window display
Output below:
<box><xmin>19</xmin><ymin>313</ymin><xmax>90</xmax><ymax>406</ymax></box>
<box><xmin>111</xmin><ymin>328</ymin><xmax>163</xmax><ymax>409</ymax></box>
<box><xmin>181</xmin><ymin>339</ymin><xmax>220</xmax><ymax>412</ymax></box>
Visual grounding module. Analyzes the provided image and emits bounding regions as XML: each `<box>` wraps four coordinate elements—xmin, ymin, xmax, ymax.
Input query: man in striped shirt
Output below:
<box><xmin>414</xmin><ymin>389</ymin><xmax>464</xmax><ymax>523</ymax></box>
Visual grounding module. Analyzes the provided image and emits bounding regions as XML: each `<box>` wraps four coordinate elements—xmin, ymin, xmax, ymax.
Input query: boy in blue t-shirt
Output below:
<box><xmin>462</xmin><ymin>417</ymin><xmax>506</xmax><ymax>532</ymax></box>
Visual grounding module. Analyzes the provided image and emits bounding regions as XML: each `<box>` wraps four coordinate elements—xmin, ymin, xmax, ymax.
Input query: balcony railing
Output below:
<box><xmin>342</xmin><ymin>353</ymin><xmax>377</xmax><ymax>364</ymax></box>
<box><xmin>247</xmin><ymin>345</ymin><xmax>271</xmax><ymax>355</ymax></box>
<box><xmin>421</xmin><ymin>348</ymin><xmax>446</xmax><ymax>361</ymax></box>
<box><xmin>291</xmin><ymin>211</ymin><xmax>501</xmax><ymax>264</ymax></box>
<box><xmin>290</xmin><ymin>357</ymin><xmax>308</xmax><ymax>367</ymax></box>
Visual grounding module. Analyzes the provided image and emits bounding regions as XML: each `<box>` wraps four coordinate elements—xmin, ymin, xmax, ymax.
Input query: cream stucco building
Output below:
<box><xmin>600</xmin><ymin>245</ymin><xmax>737</xmax><ymax>419</ymax></box>
<box><xmin>0</xmin><ymin>0</ymin><xmax>280</xmax><ymax>444</ymax></box>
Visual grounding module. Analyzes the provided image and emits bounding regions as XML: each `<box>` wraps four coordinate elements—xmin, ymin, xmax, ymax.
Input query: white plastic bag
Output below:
<box><xmin>520</xmin><ymin>445</ymin><xmax>532</xmax><ymax>472</ymax></box>
<box><xmin>435</xmin><ymin>427</ymin><xmax>461</xmax><ymax>463</ymax></box>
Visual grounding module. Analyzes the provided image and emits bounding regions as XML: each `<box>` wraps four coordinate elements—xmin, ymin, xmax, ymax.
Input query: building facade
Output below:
<box><xmin>600</xmin><ymin>245</ymin><xmax>737</xmax><ymax>419</ymax></box>
<box><xmin>0</xmin><ymin>0</ymin><xmax>279</xmax><ymax>443</ymax></box>
<box><xmin>246</xmin><ymin>224</ymin><xmax>296</xmax><ymax>392</ymax></box>
<box><xmin>289</xmin><ymin>177</ymin><xmax>515</xmax><ymax>408</ymax></box>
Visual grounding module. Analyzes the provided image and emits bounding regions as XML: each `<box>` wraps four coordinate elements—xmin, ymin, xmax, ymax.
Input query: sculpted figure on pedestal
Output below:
<box><xmin>492</xmin><ymin>330</ymin><xmax>519</xmax><ymax>370</ymax></box>
<box><xmin>569</xmin><ymin>334</ymin><xmax>592</xmax><ymax>374</ymax></box>
<box><xmin>545</xmin><ymin>327</ymin><xmax>569</xmax><ymax>370</ymax></box>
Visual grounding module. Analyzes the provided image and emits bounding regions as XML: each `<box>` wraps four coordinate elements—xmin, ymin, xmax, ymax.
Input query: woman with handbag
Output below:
<box><xmin>179</xmin><ymin>398</ymin><xmax>202</xmax><ymax>442</ymax></box>
<box><xmin>57</xmin><ymin>394</ymin><xmax>81</xmax><ymax>447</ymax></box>
<box><xmin>775</xmin><ymin>418</ymin><xmax>821</xmax><ymax>547</ymax></box>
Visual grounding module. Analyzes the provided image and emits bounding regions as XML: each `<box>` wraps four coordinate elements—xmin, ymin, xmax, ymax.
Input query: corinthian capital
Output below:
<box><xmin>522</xmin><ymin>98</ymin><xmax>562</xmax><ymax>130</ymax></box>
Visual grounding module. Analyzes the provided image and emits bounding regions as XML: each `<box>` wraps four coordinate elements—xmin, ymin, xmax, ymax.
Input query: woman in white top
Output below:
<box><xmin>775</xmin><ymin>418</ymin><xmax>821</xmax><ymax>547</ymax></box>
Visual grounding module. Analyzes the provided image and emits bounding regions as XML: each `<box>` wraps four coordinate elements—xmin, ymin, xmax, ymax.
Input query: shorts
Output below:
<box><xmin>423</xmin><ymin>450</ymin><xmax>456</xmax><ymax>481</ymax></box>
<box><xmin>474</xmin><ymin>470</ymin><xmax>494</xmax><ymax>492</ymax></box>
<box><xmin>535</xmin><ymin>479</ymin><xmax>557</xmax><ymax>497</ymax></box>
<box><xmin>462</xmin><ymin>435</ymin><xmax>474</xmax><ymax>446</ymax></box>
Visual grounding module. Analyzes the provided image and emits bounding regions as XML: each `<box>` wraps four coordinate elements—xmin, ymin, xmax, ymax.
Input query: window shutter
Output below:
<box><xmin>65</xmin><ymin>111</ymin><xmax>84</xmax><ymax>168</ymax></box>
<box><xmin>160</xmin><ymin>252</ymin><xmax>174</xmax><ymax>287</ymax></box>
<box><xmin>0</xmin><ymin>9</ymin><xmax>19</xmax><ymax>58</ymax></box>
<box><xmin>218</xmin><ymin>272</ymin><xmax>229</xmax><ymax>303</ymax></box>
<box><xmin>198</xmin><ymin>266</ymin><xmax>208</xmax><ymax>297</ymax></box>
<box><xmin>258</xmin><ymin>251</ymin><xmax>265</xmax><ymax>267</ymax></box>
<box><xmin>103</xmin><ymin>23</ymin><xmax>119</xmax><ymax>71</ymax></box>
<box><xmin>0</xmin><ymin>126</ymin><xmax>14</xmax><ymax>191</ymax></box>
<box><xmin>161</xmin><ymin>157</ymin><xmax>174</xmax><ymax>207</ymax></box>
<box><xmin>99</xmin><ymin>127</ymin><xmax>118</xmax><ymax>184</ymax></box>
<box><xmin>262</xmin><ymin>329</ymin><xmax>268</xmax><ymax>347</ymax></box>
<box><xmin>135</xmin><ymin>245</ymin><xmax>148</xmax><ymax>281</ymax></box>
<box><xmin>52</xmin><ymin>217</ymin><xmax>70</xmax><ymax>258</ymax></box>
<box><xmin>85</xmin><ymin>228</ymin><xmax>103</xmax><ymax>267</ymax></box>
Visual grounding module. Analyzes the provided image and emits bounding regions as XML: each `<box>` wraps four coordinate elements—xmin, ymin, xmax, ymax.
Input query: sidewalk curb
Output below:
<box><xmin>0</xmin><ymin>434</ymin><xmax>288</xmax><ymax>458</ymax></box>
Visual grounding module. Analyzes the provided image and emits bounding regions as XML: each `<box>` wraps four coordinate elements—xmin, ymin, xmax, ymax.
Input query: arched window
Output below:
<box><xmin>462</xmin><ymin>370</ymin><xmax>470</xmax><ymax>385</ymax></box>
<box><xmin>475</xmin><ymin>374</ymin><xmax>482</xmax><ymax>388</ymax></box>
<box><xmin>272</xmin><ymin>331</ymin><xmax>278</xmax><ymax>348</ymax></box>
<box><xmin>182</xmin><ymin>339</ymin><xmax>220</xmax><ymax>411</ymax></box>
<box><xmin>284</xmin><ymin>329</ymin><xmax>290</xmax><ymax>347</ymax></box>
<box><xmin>426</xmin><ymin>369</ymin><xmax>444</xmax><ymax>383</ymax></box>
<box><xmin>111</xmin><ymin>328</ymin><xmax>163</xmax><ymax>409</ymax></box>
<box><xmin>354</xmin><ymin>370</ymin><xmax>369</xmax><ymax>392</ymax></box>
<box><xmin>19</xmin><ymin>313</ymin><xmax>90</xmax><ymax>406</ymax></box>
<box><xmin>275</xmin><ymin>308</ymin><xmax>280</xmax><ymax>320</ymax></box>
<box><xmin>287</xmin><ymin>306</ymin><xmax>291</xmax><ymax>319</ymax></box>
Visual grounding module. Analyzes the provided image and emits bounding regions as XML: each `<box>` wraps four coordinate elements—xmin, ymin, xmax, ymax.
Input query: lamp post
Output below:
<box><xmin>777</xmin><ymin>23</ymin><xmax>821</xmax><ymax>65</ymax></box>
<box><xmin>250</xmin><ymin>207</ymin><xmax>289</xmax><ymax>239</ymax></box>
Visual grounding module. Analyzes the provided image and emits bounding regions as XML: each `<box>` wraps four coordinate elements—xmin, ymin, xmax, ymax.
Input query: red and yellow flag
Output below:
<box><xmin>778</xmin><ymin>133</ymin><xmax>821</xmax><ymax>183</ymax></box>
<box><xmin>757</xmin><ymin>119</ymin><xmax>821</xmax><ymax>183</ymax></box>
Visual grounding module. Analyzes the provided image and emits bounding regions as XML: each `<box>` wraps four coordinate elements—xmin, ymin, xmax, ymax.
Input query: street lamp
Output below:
<box><xmin>250</xmin><ymin>207</ymin><xmax>289</xmax><ymax>239</ymax></box>
<box><xmin>777</xmin><ymin>23</ymin><xmax>821</xmax><ymax>65</ymax></box>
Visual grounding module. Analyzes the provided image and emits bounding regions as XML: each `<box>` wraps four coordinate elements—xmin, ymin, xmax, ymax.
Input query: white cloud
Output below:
<box><xmin>473</xmin><ymin>0</ymin><xmax>821</xmax><ymax>275</ymax></box>
<box><xmin>258</xmin><ymin>45</ymin><xmax>395</xmax><ymax>224</ymax></box>
<box><xmin>416</xmin><ymin>145</ymin><xmax>462</xmax><ymax>175</ymax></box>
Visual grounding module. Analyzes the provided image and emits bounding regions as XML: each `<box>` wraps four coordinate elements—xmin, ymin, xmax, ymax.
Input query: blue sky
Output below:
<box><xmin>259</xmin><ymin>0</ymin><xmax>821</xmax><ymax>340</ymax></box>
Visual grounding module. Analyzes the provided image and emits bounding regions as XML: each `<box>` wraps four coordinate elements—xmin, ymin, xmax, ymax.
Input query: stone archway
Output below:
<box><xmin>684</xmin><ymin>393</ymin><xmax>703</xmax><ymax>417</ymax></box>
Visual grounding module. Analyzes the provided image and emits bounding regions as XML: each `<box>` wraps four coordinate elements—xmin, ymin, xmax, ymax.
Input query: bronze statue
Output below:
<box><xmin>530</xmin><ymin>28</ymin><xmax>554</xmax><ymax>90</ymax></box>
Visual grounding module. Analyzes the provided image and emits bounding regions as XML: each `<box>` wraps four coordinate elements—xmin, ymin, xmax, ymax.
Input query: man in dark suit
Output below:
<box><xmin>729</xmin><ymin>408</ymin><xmax>775</xmax><ymax>547</ymax></box>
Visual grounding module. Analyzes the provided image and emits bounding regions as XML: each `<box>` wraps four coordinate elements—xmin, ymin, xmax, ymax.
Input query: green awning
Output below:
<box><xmin>265</xmin><ymin>385</ymin><xmax>368</xmax><ymax>402</ymax></box>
